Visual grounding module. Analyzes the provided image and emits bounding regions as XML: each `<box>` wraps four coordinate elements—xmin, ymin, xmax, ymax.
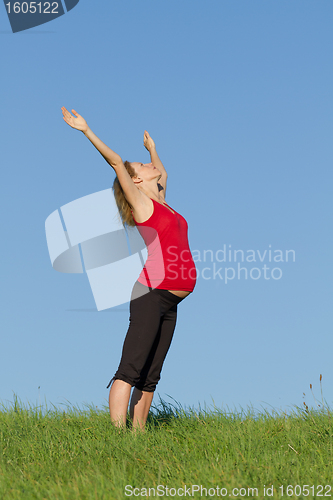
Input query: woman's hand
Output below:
<box><xmin>143</xmin><ymin>130</ymin><xmax>156</xmax><ymax>152</ymax></box>
<box><xmin>61</xmin><ymin>106</ymin><xmax>88</xmax><ymax>133</ymax></box>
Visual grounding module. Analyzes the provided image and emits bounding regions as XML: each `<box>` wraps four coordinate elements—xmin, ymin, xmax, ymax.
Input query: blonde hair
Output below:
<box><xmin>112</xmin><ymin>161</ymin><xmax>137</xmax><ymax>227</ymax></box>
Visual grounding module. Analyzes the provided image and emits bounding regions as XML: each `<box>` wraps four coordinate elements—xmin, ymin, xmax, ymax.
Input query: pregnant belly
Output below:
<box><xmin>168</xmin><ymin>290</ymin><xmax>192</xmax><ymax>298</ymax></box>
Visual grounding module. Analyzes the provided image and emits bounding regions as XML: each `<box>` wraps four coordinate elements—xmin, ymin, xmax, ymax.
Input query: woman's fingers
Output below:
<box><xmin>61</xmin><ymin>106</ymin><xmax>87</xmax><ymax>132</ymax></box>
<box><xmin>61</xmin><ymin>106</ymin><xmax>77</xmax><ymax>128</ymax></box>
<box><xmin>62</xmin><ymin>107</ymin><xmax>72</xmax><ymax>119</ymax></box>
<box><xmin>61</xmin><ymin>106</ymin><xmax>76</xmax><ymax>119</ymax></box>
<box><xmin>144</xmin><ymin>131</ymin><xmax>151</xmax><ymax>146</ymax></box>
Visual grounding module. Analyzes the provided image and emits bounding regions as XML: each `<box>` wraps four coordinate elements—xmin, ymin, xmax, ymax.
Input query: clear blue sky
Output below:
<box><xmin>1</xmin><ymin>1</ymin><xmax>332</xmax><ymax>415</ymax></box>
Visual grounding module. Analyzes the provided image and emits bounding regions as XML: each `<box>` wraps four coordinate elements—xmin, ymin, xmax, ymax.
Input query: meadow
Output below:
<box><xmin>0</xmin><ymin>391</ymin><xmax>332</xmax><ymax>500</ymax></box>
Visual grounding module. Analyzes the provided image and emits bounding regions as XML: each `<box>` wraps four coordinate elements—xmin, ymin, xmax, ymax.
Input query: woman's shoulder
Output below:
<box><xmin>131</xmin><ymin>193</ymin><xmax>154</xmax><ymax>224</ymax></box>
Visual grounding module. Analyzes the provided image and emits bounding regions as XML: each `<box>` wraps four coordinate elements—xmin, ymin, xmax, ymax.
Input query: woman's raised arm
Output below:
<box><xmin>144</xmin><ymin>131</ymin><xmax>168</xmax><ymax>196</ymax></box>
<box><xmin>61</xmin><ymin>107</ymin><xmax>145</xmax><ymax>209</ymax></box>
<box><xmin>61</xmin><ymin>107</ymin><xmax>123</xmax><ymax>168</ymax></box>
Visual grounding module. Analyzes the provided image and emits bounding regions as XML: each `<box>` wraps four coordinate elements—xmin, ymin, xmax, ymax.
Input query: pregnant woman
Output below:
<box><xmin>61</xmin><ymin>107</ymin><xmax>197</xmax><ymax>430</ymax></box>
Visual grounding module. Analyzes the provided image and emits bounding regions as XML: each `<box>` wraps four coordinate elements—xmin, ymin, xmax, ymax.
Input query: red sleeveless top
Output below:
<box><xmin>131</xmin><ymin>199</ymin><xmax>197</xmax><ymax>291</ymax></box>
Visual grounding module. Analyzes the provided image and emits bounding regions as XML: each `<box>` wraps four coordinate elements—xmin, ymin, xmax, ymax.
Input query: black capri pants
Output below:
<box><xmin>107</xmin><ymin>280</ymin><xmax>185</xmax><ymax>392</ymax></box>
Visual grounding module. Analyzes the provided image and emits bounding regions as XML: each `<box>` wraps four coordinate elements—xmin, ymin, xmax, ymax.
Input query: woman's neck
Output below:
<box><xmin>139</xmin><ymin>182</ymin><xmax>163</xmax><ymax>202</ymax></box>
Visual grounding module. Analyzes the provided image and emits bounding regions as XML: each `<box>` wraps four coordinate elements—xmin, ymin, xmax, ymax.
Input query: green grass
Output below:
<box><xmin>0</xmin><ymin>395</ymin><xmax>332</xmax><ymax>499</ymax></box>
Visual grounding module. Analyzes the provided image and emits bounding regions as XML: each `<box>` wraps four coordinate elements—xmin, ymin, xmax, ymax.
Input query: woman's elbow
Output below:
<box><xmin>110</xmin><ymin>157</ymin><xmax>123</xmax><ymax>170</ymax></box>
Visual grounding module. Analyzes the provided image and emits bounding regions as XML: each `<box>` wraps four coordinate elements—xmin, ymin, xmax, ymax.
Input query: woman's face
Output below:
<box><xmin>131</xmin><ymin>162</ymin><xmax>161</xmax><ymax>181</ymax></box>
